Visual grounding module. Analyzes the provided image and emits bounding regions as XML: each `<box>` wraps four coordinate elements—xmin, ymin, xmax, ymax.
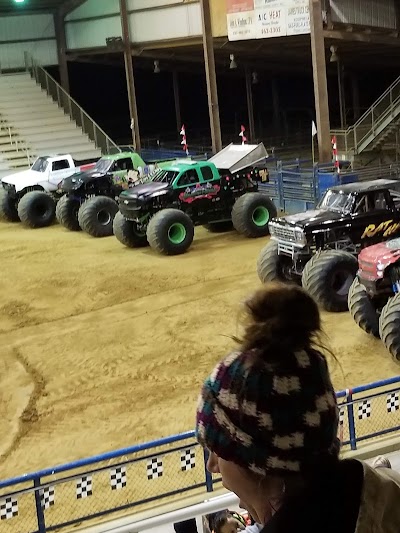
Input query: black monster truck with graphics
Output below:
<box><xmin>257</xmin><ymin>179</ymin><xmax>400</xmax><ymax>312</ymax></box>
<box><xmin>114</xmin><ymin>143</ymin><xmax>276</xmax><ymax>255</ymax></box>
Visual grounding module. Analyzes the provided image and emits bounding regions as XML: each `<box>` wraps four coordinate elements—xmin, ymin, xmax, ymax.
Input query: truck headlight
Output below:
<box><xmin>294</xmin><ymin>227</ymin><xmax>306</xmax><ymax>246</ymax></box>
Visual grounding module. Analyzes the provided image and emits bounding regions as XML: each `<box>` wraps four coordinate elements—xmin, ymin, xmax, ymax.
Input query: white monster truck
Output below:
<box><xmin>0</xmin><ymin>154</ymin><xmax>95</xmax><ymax>228</ymax></box>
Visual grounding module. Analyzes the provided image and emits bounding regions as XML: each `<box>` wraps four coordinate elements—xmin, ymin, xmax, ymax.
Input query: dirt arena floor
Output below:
<box><xmin>1</xmin><ymin>221</ymin><xmax>400</xmax><ymax>480</ymax></box>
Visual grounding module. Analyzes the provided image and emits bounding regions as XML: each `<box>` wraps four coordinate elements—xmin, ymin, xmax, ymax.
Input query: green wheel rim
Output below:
<box><xmin>168</xmin><ymin>222</ymin><xmax>186</xmax><ymax>244</ymax></box>
<box><xmin>252</xmin><ymin>206</ymin><xmax>270</xmax><ymax>227</ymax></box>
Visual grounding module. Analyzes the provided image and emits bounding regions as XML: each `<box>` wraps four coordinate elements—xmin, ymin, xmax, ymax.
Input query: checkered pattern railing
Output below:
<box><xmin>1</xmin><ymin>377</ymin><xmax>400</xmax><ymax>533</ymax></box>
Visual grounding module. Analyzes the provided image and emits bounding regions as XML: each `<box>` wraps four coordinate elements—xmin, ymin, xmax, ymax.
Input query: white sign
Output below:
<box><xmin>227</xmin><ymin>10</ymin><xmax>257</xmax><ymax>40</ymax></box>
<box><xmin>255</xmin><ymin>0</ymin><xmax>286</xmax><ymax>39</ymax></box>
<box><xmin>286</xmin><ymin>0</ymin><xmax>310</xmax><ymax>35</ymax></box>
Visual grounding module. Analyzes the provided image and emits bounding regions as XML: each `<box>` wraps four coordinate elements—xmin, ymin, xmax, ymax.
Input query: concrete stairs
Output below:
<box><xmin>0</xmin><ymin>73</ymin><xmax>102</xmax><ymax>177</ymax></box>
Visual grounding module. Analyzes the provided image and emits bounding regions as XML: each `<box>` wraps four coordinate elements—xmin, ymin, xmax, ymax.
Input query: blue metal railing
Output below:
<box><xmin>1</xmin><ymin>377</ymin><xmax>400</xmax><ymax>533</ymax></box>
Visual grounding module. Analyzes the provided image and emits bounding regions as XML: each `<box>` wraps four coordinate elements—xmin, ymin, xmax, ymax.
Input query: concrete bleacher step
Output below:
<box><xmin>33</xmin><ymin>137</ymin><xmax>93</xmax><ymax>151</ymax></box>
<box><xmin>7</xmin><ymin>116</ymin><xmax>74</xmax><ymax>127</ymax></box>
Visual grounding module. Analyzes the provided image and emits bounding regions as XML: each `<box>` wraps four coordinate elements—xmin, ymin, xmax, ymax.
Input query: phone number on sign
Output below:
<box><xmin>261</xmin><ymin>26</ymin><xmax>283</xmax><ymax>35</ymax></box>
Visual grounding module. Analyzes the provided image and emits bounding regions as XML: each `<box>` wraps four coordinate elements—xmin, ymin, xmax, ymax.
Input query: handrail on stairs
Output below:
<box><xmin>0</xmin><ymin>115</ymin><xmax>32</xmax><ymax>167</ymax></box>
<box><xmin>24</xmin><ymin>52</ymin><xmax>120</xmax><ymax>156</ymax></box>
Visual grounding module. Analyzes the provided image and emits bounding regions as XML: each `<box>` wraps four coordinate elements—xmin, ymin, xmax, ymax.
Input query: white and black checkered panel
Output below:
<box><xmin>76</xmin><ymin>476</ymin><xmax>93</xmax><ymax>499</ymax></box>
<box><xmin>180</xmin><ymin>448</ymin><xmax>196</xmax><ymax>471</ymax></box>
<box><xmin>0</xmin><ymin>497</ymin><xmax>18</xmax><ymax>520</ymax></box>
<box><xmin>358</xmin><ymin>400</ymin><xmax>371</xmax><ymax>420</ymax></box>
<box><xmin>147</xmin><ymin>457</ymin><xmax>163</xmax><ymax>480</ymax></box>
<box><xmin>39</xmin><ymin>486</ymin><xmax>55</xmax><ymax>511</ymax></box>
<box><xmin>110</xmin><ymin>467</ymin><xmax>127</xmax><ymax>490</ymax></box>
<box><xmin>387</xmin><ymin>392</ymin><xmax>400</xmax><ymax>413</ymax></box>
<box><xmin>339</xmin><ymin>406</ymin><xmax>345</xmax><ymax>425</ymax></box>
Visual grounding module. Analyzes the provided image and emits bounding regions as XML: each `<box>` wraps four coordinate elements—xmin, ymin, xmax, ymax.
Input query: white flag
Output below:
<box><xmin>312</xmin><ymin>121</ymin><xmax>317</xmax><ymax>137</ymax></box>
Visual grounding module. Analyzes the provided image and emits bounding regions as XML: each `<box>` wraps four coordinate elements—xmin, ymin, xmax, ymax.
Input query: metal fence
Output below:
<box><xmin>1</xmin><ymin>376</ymin><xmax>400</xmax><ymax>533</ymax></box>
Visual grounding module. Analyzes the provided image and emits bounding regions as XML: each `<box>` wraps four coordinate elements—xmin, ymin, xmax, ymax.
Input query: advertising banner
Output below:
<box><xmin>226</xmin><ymin>0</ymin><xmax>256</xmax><ymax>41</ymax></box>
<box><xmin>286</xmin><ymin>0</ymin><xmax>310</xmax><ymax>35</ymax></box>
<box><xmin>255</xmin><ymin>0</ymin><xmax>286</xmax><ymax>39</ymax></box>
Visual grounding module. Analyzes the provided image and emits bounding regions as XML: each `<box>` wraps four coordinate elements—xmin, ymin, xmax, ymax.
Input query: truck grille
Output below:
<box><xmin>269</xmin><ymin>223</ymin><xmax>296</xmax><ymax>243</ymax></box>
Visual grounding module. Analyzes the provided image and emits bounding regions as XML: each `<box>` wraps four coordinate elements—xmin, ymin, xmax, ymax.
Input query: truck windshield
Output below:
<box><xmin>31</xmin><ymin>157</ymin><xmax>49</xmax><ymax>173</ymax></box>
<box><xmin>94</xmin><ymin>158</ymin><xmax>112</xmax><ymax>173</ymax></box>
<box><xmin>318</xmin><ymin>190</ymin><xmax>353</xmax><ymax>214</ymax></box>
<box><xmin>150</xmin><ymin>169</ymin><xmax>178</xmax><ymax>184</ymax></box>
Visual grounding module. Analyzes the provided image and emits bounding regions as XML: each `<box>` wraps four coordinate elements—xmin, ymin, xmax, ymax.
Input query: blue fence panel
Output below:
<box><xmin>1</xmin><ymin>377</ymin><xmax>400</xmax><ymax>533</ymax></box>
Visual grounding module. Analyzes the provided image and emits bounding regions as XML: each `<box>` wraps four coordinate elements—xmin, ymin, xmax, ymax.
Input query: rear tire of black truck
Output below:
<box><xmin>56</xmin><ymin>195</ymin><xmax>81</xmax><ymax>232</ymax></box>
<box><xmin>0</xmin><ymin>189</ymin><xmax>19</xmax><ymax>222</ymax></box>
<box><xmin>17</xmin><ymin>191</ymin><xmax>56</xmax><ymax>228</ymax></box>
<box><xmin>348</xmin><ymin>278</ymin><xmax>380</xmax><ymax>338</ymax></box>
<box><xmin>232</xmin><ymin>193</ymin><xmax>277</xmax><ymax>238</ymax></box>
<box><xmin>113</xmin><ymin>211</ymin><xmax>148</xmax><ymax>248</ymax></box>
<box><xmin>147</xmin><ymin>209</ymin><xmax>194</xmax><ymax>255</ymax></box>
<box><xmin>257</xmin><ymin>240</ymin><xmax>294</xmax><ymax>283</ymax></box>
<box><xmin>379</xmin><ymin>294</ymin><xmax>400</xmax><ymax>362</ymax></box>
<box><xmin>301</xmin><ymin>250</ymin><xmax>358</xmax><ymax>312</ymax></box>
<box><xmin>78</xmin><ymin>196</ymin><xmax>118</xmax><ymax>238</ymax></box>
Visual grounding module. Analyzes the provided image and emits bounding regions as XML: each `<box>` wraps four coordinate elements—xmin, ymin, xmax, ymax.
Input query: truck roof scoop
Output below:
<box><xmin>208</xmin><ymin>143</ymin><xmax>269</xmax><ymax>173</ymax></box>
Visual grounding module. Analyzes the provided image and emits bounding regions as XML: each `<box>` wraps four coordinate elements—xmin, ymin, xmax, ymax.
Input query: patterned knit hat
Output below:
<box><xmin>196</xmin><ymin>348</ymin><xmax>339</xmax><ymax>477</ymax></box>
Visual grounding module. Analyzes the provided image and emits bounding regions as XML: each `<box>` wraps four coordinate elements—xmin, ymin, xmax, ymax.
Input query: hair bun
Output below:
<box><xmin>240</xmin><ymin>282</ymin><xmax>321</xmax><ymax>355</ymax></box>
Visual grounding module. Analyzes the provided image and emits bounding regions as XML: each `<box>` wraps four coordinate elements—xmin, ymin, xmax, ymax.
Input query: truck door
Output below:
<box><xmin>354</xmin><ymin>192</ymin><xmax>400</xmax><ymax>245</ymax></box>
<box><xmin>49</xmin><ymin>158</ymin><xmax>74</xmax><ymax>185</ymax></box>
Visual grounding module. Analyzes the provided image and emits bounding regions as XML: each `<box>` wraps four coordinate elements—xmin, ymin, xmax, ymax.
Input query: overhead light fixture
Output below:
<box><xmin>153</xmin><ymin>60</ymin><xmax>160</xmax><ymax>74</ymax></box>
<box><xmin>229</xmin><ymin>54</ymin><xmax>237</xmax><ymax>70</ymax></box>
<box><xmin>330</xmin><ymin>45</ymin><xmax>338</xmax><ymax>63</ymax></box>
<box><xmin>14</xmin><ymin>0</ymin><xmax>26</xmax><ymax>3</ymax></box>
<box><xmin>252</xmin><ymin>71</ymin><xmax>258</xmax><ymax>84</ymax></box>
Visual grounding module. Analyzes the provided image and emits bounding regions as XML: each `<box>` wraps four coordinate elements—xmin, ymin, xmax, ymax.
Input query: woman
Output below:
<box><xmin>196</xmin><ymin>282</ymin><xmax>400</xmax><ymax>532</ymax></box>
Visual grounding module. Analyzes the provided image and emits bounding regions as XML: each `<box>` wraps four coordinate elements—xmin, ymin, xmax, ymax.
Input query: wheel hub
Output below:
<box><xmin>252</xmin><ymin>206</ymin><xmax>269</xmax><ymax>227</ymax></box>
<box><xmin>168</xmin><ymin>222</ymin><xmax>186</xmax><ymax>244</ymax></box>
<box><xmin>97</xmin><ymin>209</ymin><xmax>112</xmax><ymax>226</ymax></box>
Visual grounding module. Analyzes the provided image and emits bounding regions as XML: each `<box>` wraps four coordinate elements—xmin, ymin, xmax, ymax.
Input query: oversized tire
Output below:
<box><xmin>56</xmin><ymin>195</ymin><xmax>81</xmax><ymax>232</ymax></box>
<box><xmin>257</xmin><ymin>240</ymin><xmax>294</xmax><ymax>283</ymax></box>
<box><xmin>17</xmin><ymin>191</ymin><xmax>56</xmax><ymax>228</ymax></box>
<box><xmin>348</xmin><ymin>278</ymin><xmax>379</xmax><ymax>338</ymax></box>
<box><xmin>232</xmin><ymin>193</ymin><xmax>277</xmax><ymax>238</ymax></box>
<box><xmin>380</xmin><ymin>294</ymin><xmax>400</xmax><ymax>362</ymax></box>
<box><xmin>0</xmin><ymin>188</ymin><xmax>19</xmax><ymax>222</ymax></box>
<box><xmin>113</xmin><ymin>211</ymin><xmax>148</xmax><ymax>248</ymax></box>
<box><xmin>203</xmin><ymin>221</ymin><xmax>233</xmax><ymax>233</ymax></box>
<box><xmin>78</xmin><ymin>196</ymin><xmax>118</xmax><ymax>238</ymax></box>
<box><xmin>147</xmin><ymin>208</ymin><xmax>194</xmax><ymax>255</ymax></box>
<box><xmin>301</xmin><ymin>250</ymin><xmax>358</xmax><ymax>312</ymax></box>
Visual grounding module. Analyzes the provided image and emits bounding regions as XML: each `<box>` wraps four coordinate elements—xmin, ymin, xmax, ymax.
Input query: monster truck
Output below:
<box><xmin>57</xmin><ymin>151</ymin><xmax>147</xmax><ymax>237</ymax></box>
<box><xmin>114</xmin><ymin>143</ymin><xmax>276</xmax><ymax>255</ymax></box>
<box><xmin>257</xmin><ymin>179</ymin><xmax>400</xmax><ymax>312</ymax></box>
<box><xmin>348</xmin><ymin>236</ymin><xmax>400</xmax><ymax>361</ymax></box>
<box><xmin>0</xmin><ymin>154</ymin><xmax>96</xmax><ymax>228</ymax></box>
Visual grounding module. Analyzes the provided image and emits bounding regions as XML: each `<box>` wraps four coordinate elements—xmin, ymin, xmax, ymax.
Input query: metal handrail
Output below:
<box><xmin>0</xmin><ymin>115</ymin><xmax>32</xmax><ymax>167</ymax></box>
<box><xmin>25</xmin><ymin>53</ymin><xmax>119</xmax><ymax>155</ymax></box>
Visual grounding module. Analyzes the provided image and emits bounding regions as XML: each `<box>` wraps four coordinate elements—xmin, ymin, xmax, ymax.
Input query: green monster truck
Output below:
<box><xmin>113</xmin><ymin>143</ymin><xmax>276</xmax><ymax>255</ymax></box>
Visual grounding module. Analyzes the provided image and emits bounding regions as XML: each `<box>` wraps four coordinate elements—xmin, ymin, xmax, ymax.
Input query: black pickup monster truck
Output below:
<box><xmin>257</xmin><ymin>179</ymin><xmax>400</xmax><ymax>312</ymax></box>
<box><xmin>114</xmin><ymin>143</ymin><xmax>276</xmax><ymax>255</ymax></box>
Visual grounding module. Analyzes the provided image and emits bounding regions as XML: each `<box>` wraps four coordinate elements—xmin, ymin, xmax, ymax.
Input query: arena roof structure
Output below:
<box><xmin>0</xmin><ymin>0</ymin><xmax>85</xmax><ymax>16</ymax></box>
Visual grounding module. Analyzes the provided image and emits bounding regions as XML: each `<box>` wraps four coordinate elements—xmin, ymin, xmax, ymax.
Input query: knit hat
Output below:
<box><xmin>196</xmin><ymin>348</ymin><xmax>339</xmax><ymax>477</ymax></box>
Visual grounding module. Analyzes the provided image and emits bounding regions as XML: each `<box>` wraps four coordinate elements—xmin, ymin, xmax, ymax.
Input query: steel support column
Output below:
<box><xmin>245</xmin><ymin>69</ymin><xmax>256</xmax><ymax>142</ymax></box>
<box><xmin>172</xmin><ymin>70</ymin><xmax>182</xmax><ymax>132</ymax></box>
<box><xmin>54</xmin><ymin>12</ymin><xmax>70</xmax><ymax>93</ymax></box>
<box><xmin>309</xmin><ymin>0</ymin><xmax>331</xmax><ymax>162</ymax></box>
<box><xmin>120</xmin><ymin>0</ymin><xmax>141</xmax><ymax>151</ymax></box>
<box><xmin>200</xmin><ymin>0</ymin><xmax>222</xmax><ymax>154</ymax></box>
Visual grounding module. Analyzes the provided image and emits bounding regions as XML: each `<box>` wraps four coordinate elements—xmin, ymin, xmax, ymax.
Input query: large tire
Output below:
<box><xmin>232</xmin><ymin>193</ymin><xmax>277</xmax><ymax>238</ymax></box>
<box><xmin>257</xmin><ymin>240</ymin><xmax>294</xmax><ymax>283</ymax></box>
<box><xmin>348</xmin><ymin>278</ymin><xmax>379</xmax><ymax>338</ymax></box>
<box><xmin>56</xmin><ymin>195</ymin><xmax>81</xmax><ymax>232</ymax></box>
<box><xmin>203</xmin><ymin>221</ymin><xmax>233</xmax><ymax>233</ymax></box>
<box><xmin>380</xmin><ymin>294</ymin><xmax>400</xmax><ymax>362</ymax></box>
<box><xmin>17</xmin><ymin>191</ymin><xmax>56</xmax><ymax>228</ymax></box>
<box><xmin>147</xmin><ymin>209</ymin><xmax>194</xmax><ymax>255</ymax></box>
<box><xmin>78</xmin><ymin>196</ymin><xmax>118</xmax><ymax>238</ymax></box>
<box><xmin>0</xmin><ymin>188</ymin><xmax>19</xmax><ymax>222</ymax></box>
<box><xmin>302</xmin><ymin>250</ymin><xmax>358</xmax><ymax>312</ymax></box>
<box><xmin>113</xmin><ymin>211</ymin><xmax>148</xmax><ymax>248</ymax></box>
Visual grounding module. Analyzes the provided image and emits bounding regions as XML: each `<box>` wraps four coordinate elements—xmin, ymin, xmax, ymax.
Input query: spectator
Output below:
<box><xmin>196</xmin><ymin>282</ymin><xmax>400</xmax><ymax>533</ymax></box>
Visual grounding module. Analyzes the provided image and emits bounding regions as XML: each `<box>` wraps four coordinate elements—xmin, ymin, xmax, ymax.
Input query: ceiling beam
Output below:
<box><xmin>59</xmin><ymin>0</ymin><xmax>88</xmax><ymax>17</ymax></box>
<box><xmin>324</xmin><ymin>29</ymin><xmax>400</xmax><ymax>46</ymax></box>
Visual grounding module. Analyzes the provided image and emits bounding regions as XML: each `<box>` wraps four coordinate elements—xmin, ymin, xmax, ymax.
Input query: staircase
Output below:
<box><xmin>332</xmin><ymin>75</ymin><xmax>400</xmax><ymax>158</ymax></box>
<box><xmin>0</xmin><ymin>62</ymin><xmax>118</xmax><ymax>178</ymax></box>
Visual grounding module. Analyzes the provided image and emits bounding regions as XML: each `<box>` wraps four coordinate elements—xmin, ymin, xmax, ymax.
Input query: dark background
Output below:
<box><xmin>48</xmin><ymin>62</ymin><xmax>397</xmax><ymax>150</ymax></box>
